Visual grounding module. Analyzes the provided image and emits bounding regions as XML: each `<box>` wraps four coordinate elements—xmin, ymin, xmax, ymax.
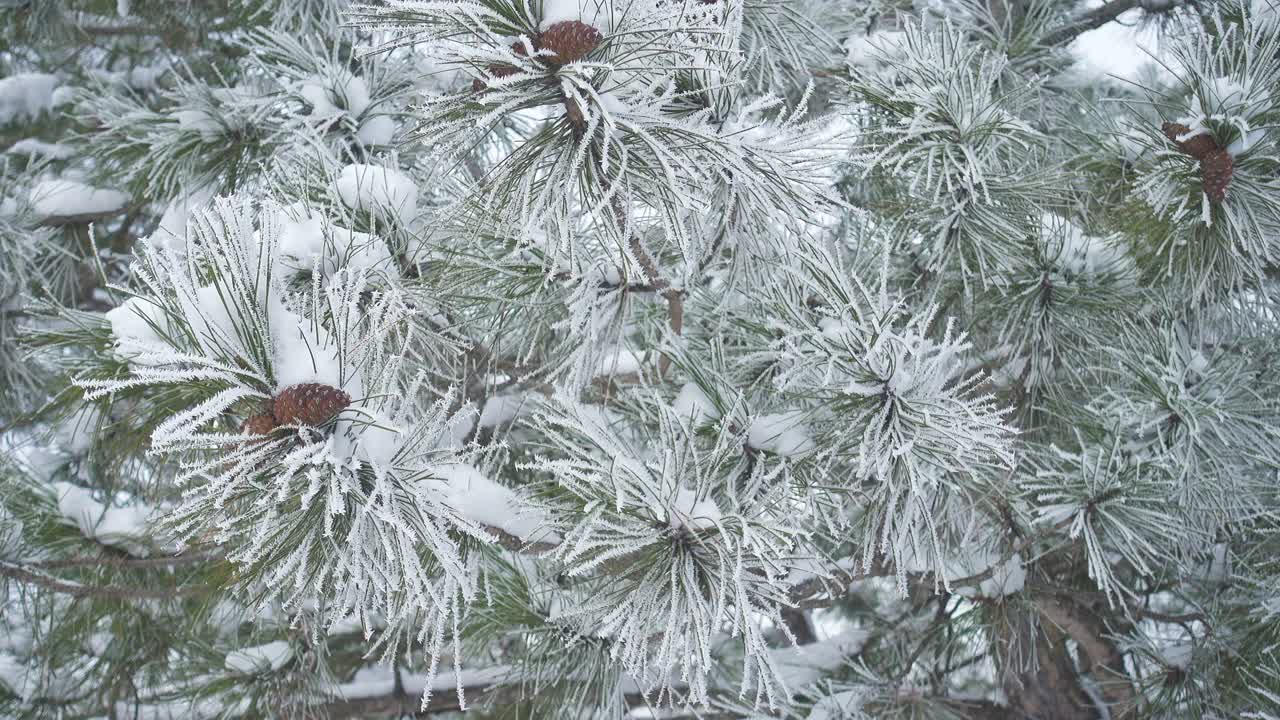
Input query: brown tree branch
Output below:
<box><xmin>1040</xmin><ymin>0</ymin><xmax>1148</xmax><ymax>48</ymax></box>
<box><xmin>0</xmin><ymin>560</ymin><xmax>206</xmax><ymax>601</ymax></box>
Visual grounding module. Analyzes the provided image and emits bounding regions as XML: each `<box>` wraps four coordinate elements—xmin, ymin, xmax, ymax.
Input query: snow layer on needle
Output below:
<box><xmin>5</xmin><ymin>139</ymin><xmax>72</xmax><ymax>160</ymax></box>
<box><xmin>277</xmin><ymin>203</ymin><xmax>394</xmax><ymax>278</ymax></box>
<box><xmin>224</xmin><ymin>641</ymin><xmax>294</xmax><ymax>675</ymax></box>
<box><xmin>772</xmin><ymin>628</ymin><xmax>870</xmax><ymax>689</ymax></box>
<box><xmin>299</xmin><ymin>73</ymin><xmax>371</xmax><ymax>117</ymax></box>
<box><xmin>656</xmin><ymin>485</ymin><xmax>722</xmax><ymax>532</ymax></box>
<box><xmin>269</xmin><ymin>299</ymin><xmax>346</xmax><ymax>392</ymax></box>
<box><xmin>336</xmin><ymin>163</ymin><xmax>419</xmax><ymax>225</ymax></box>
<box><xmin>0</xmin><ymin>73</ymin><xmax>60</xmax><ymax>125</ymax></box>
<box><xmin>540</xmin><ymin>0</ymin><xmax>612</xmax><ymax>31</ymax></box>
<box><xmin>357</xmin><ymin>115</ymin><xmax>396</xmax><ymax>146</ymax></box>
<box><xmin>29</xmin><ymin>179</ymin><xmax>128</xmax><ymax>221</ymax></box>
<box><xmin>429</xmin><ymin>462</ymin><xmax>557</xmax><ymax>543</ymax></box>
<box><xmin>152</xmin><ymin>185</ymin><xmax>218</xmax><ymax>256</ymax></box>
<box><xmin>747</xmin><ymin>411</ymin><xmax>815</xmax><ymax>456</ymax></box>
<box><xmin>51</xmin><ymin>481</ymin><xmax>153</xmax><ymax>556</ymax></box>
<box><xmin>673</xmin><ymin>382</ymin><xmax>719</xmax><ymax>426</ymax></box>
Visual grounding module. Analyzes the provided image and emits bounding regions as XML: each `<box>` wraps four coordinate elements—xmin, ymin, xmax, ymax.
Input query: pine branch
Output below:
<box><xmin>0</xmin><ymin>559</ymin><xmax>206</xmax><ymax>601</ymax></box>
<box><xmin>791</xmin><ymin>514</ymin><xmax>1076</xmax><ymax>610</ymax></box>
<box><xmin>27</xmin><ymin>547</ymin><xmax>221</xmax><ymax>570</ymax></box>
<box><xmin>1040</xmin><ymin>0</ymin><xmax>1161</xmax><ymax>48</ymax></box>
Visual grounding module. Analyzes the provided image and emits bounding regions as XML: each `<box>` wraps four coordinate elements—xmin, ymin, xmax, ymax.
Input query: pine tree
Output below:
<box><xmin>2</xmin><ymin>0</ymin><xmax>1280</xmax><ymax>718</ymax></box>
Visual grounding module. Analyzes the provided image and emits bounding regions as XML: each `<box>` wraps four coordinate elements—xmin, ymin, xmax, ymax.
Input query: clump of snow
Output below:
<box><xmin>1199</xmin><ymin>75</ymin><xmax>1270</xmax><ymax>118</ymax></box>
<box><xmin>1041</xmin><ymin>213</ymin><xmax>1133</xmax><ymax>281</ymax></box>
<box><xmin>336</xmin><ymin>163</ymin><xmax>419</xmax><ymax>225</ymax></box>
<box><xmin>845</xmin><ymin>31</ymin><xmax>905</xmax><ymax>70</ymax></box>
<box><xmin>356</xmin><ymin>114</ymin><xmax>396</xmax><ymax>146</ymax></box>
<box><xmin>429</xmin><ymin>462</ymin><xmax>556</xmax><ymax>543</ymax></box>
<box><xmin>773</xmin><ymin>628</ymin><xmax>869</xmax><ymax>688</ymax></box>
<box><xmin>105</xmin><ymin>296</ymin><xmax>171</xmax><ymax>364</ymax></box>
<box><xmin>1227</xmin><ymin>127</ymin><xmax>1267</xmax><ymax>155</ymax></box>
<box><xmin>54</xmin><ymin>404</ymin><xmax>104</xmax><ymax>456</ymax></box>
<box><xmin>954</xmin><ymin>553</ymin><xmax>1026</xmax><ymax>599</ymax></box>
<box><xmin>807</xmin><ymin>689</ymin><xmax>869</xmax><ymax>720</ymax></box>
<box><xmin>277</xmin><ymin>203</ymin><xmax>394</xmax><ymax>278</ymax></box>
<box><xmin>0</xmin><ymin>73</ymin><xmax>60</xmax><ymax>125</ymax></box>
<box><xmin>173</xmin><ymin>109</ymin><xmax>223</xmax><ymax>140</ymax></box>
<box><xmin>300</xmin><ymin>73</ymin><xmax>371</xmax><ymax>116</ymax></box>
<box><xmin>269</xmin><ymin>300</ymin><xmax>343</xmax><ymax>391</ymax></box>
<box><xmin>151</xmin><ymin>186</ymin><xmax>217</xmax><ymax>255</ymax></box>
<box><xmin>51</xmin><ymin>481</ymin><xmax>153</xmax><ymax>556</ymax></box>
<box><xmin>478</xmin><ymin>393</ymin><xmax>525</xmax><ymax>428</ymax></box>
<box><xmin>50</xmin><ymin>86</ymin><xmax>77</xmax><ymax>108</ymax></box>
<box><xmin>1163</xmin><ymin>642</ymin><xmax>1193</xmax><ymax>670</ymax></box>
<box><xmin>6</xmin><ymin>139</ymin><xmax>72</xmax><ymax>160</ymax></box>
<box><xmin>747</xmin><ymin>411</ymin><xmax>815</xmax><ymax>456</ymax></box>
<box><xmin>29</xmin><ymin>179</ymin><xmax>129</xmax><ymax>221</ymax></box>
<box><xmin>595</xmin><ymin>348</ymin><xmax>645</xmax><ymax>377</ymax></box>
<box><xmin>653</xmin><ymin>485</ymin><xmax>723</xmax><ymax>532</ymax></box>
<box><xmin>540</xmin><ymin>0</ymin><xmax>611</xmax><ymax>31</ymax></box>
<box><xmin>331</xmin><ymin>665</ymin><xmax>510</xmax><ymax>700</ymax></box>
<box><xmin>224</xmin><ymin>641</ymin><xmax>294</xmax><ymax>675</ymax></box>
<box><xmin>673</xmin><ymin>382</ymin><xmax>719</xmax><ymax>426</ymax></box>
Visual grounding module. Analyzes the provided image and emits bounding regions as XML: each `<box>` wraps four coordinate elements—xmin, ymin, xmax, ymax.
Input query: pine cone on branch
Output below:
<box><xmin>1161</xmin><ymin>122</ymin><xmax>1219</xmax><ymax>161</ymax></box>
<box><xmin>539</xmin><ymin>21</ymin><xmax>602</xmax><ymax>65</ymax></box>
<box><xmin>1201</xmin><ymin>149</ymin><xmax>1234</xmax><ymax>203</ymax></box>
<box><xmin>242</xmin><ymin>413</ymin><xmax>278</xmax><ymax>437</ymax></box>
<box><xmin>273</xmin><ymin>383</ymin><xmax>351</xmax><ymax>427</ymax></box>
<box><xmin>1160</xmin><ymin>121</ymin><xmax>1234</xmax><ymax>203</ymax></box>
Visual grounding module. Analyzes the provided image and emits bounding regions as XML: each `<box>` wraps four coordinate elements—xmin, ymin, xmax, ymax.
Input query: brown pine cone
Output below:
<box><xmin>1161</xmin><ymin>121</ymin><xmax>1219</xmax><ymax>161</ymax></box>
<box><xmin>273</xmin><ymin>383</ymin><xmax>351</xmax><ymax>427</ymax></box>
<box><xmin>538</xmin><ymin>20</ymin><xmax>602</xmax><ymax>65</ymax></box>
<box><xmin>1200</xmin><ymin>149</ymin><xmax>1234</xmax><ymax>203</ymax></box>
<box><xmin>242</xmin><ymin>413</ymin><xmax>278</xmax><ymax>437</ymax></box>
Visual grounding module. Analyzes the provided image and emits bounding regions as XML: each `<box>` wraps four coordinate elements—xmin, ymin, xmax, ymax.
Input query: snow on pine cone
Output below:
<box><xmin>1201</xmin><ymin>149</ymin><xmax>1234</xmax><ymax>203</ymax></box>
<box><xmin>272</xmin><ymin>383</ymin><xmax>351</xmax><ymax>427</ymax></box>
<box><xmin>1161</xmin><ymin>121</ymin><xmax>1219</xmax><ymax>161</ymax></box>
<box><xmin>538</xmin><ymin>21</ymin><xmax>602</xmax><ymax>65</ymax></box>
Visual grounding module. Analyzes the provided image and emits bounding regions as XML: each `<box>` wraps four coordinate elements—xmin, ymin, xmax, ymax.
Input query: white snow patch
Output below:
<box><xmin>0</xmin><ymin>73</ymin><xmax>60</xmax><ymax>125</ymax></box>
<box><xmin>277</xmin><ymin>203</ymin><xmax>393</xmax><ymax>278</ymax></box>
<box><xmin>673</xmin><ymin>382</ymin><xmax>719</xmax><ymax>426</ymax></box>
<box><xmin>595</xmin><ymin>348</ymin><xmax>644</xmax><ymax>377</ymax></box>
<box><xmin>772</xmin><ymin>628</ymin><xmax>869</xmax><ymax>688</ymax></box>
<box><xmin>151</xmin><ymin>185</ymin><xmax>217</xmax><ymax>255</ymax></box>
<box><xmin>478</xmin><ymin>393</ymin><xmax>525</xmax><ymax>428</ymax></box>
<box><xmin>30</xmin><ymin>179</ymin><xmax>128</xmax><ymax>221</ymax></box>
<box><xmin>51</xmin><ymin>481</ymin><xmax>153</xmax><ymax>556</ymax></box>
<box><xmin>430</xmin><ymin>462</ymin><xmax>556</xmax><ymax>543</ymax></box>
<box><xmin>270</xmin><ymin>301</ymin><xmax>343</xmax><ymax>391</ymax></box>
<box><xmin>356</xmin><ymin>114</ymin><xmax>396</xmax><ymax>146</ymax></box>
<box><xmin>540</xmin><ymin>0</ymin><xmax>610</xmax><ymax>31</ymax></box>
<box><xmin>655</xmin><ymin>485</ymin><xmax>722</xmax><ymax>532</ymax></box>
<box><xmin>6</xmin><ymin>138</ymin><xmax>72</xmax><ymax>160</ymax></box>
<box><xmin>173</xmin><ymin>109</ymin><xmax>223</xmax><ymax>140</ymax></box>
<box><xmin>1163</xmin><ymin>642</ymin><xmax>1193</xmax><ymax>669</ymax></box>
<box><xmin>224</xmin><ymin>641</ymin><xmax>294</xmax><ymax>675</ymax></box>
<box><xmin>747</xmin><ymin>412</ymin><xmax>815</xmax><ymax>457</ymax></box>
<box><xmin>105</xmin><ymin>296</ymin><xmax>171</xmax><ymax>364</ymax></box>
<box><xmin>336</xmin><ymin>163</ymin><xmax>418</xmax><ymax>225</ymax></box>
